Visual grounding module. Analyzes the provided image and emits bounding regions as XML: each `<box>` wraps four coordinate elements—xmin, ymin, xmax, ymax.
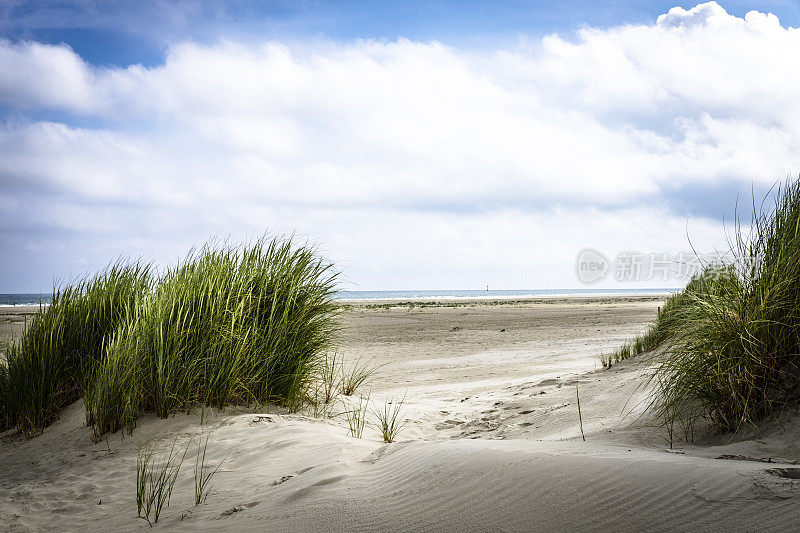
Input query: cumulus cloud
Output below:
<box><xmin>1</xmin><ymin>2</ymin><xmax>798</xmax><ymax>290</ymax></box>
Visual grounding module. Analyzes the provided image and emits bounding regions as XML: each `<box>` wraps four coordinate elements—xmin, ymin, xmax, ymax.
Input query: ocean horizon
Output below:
<box><xmin>333</xmin><ymin>288</ymin><xmax>679</xmax><ymax>301</ymax></box>
<box><xmin>0</xmin><ymin>288</ymin><xmax>679</xmax><ymax>307</ymax></box>
<box><xmin>0</xmin><ymin>289</ymin><xmax>679</xmax><ymax>307</ymax></box>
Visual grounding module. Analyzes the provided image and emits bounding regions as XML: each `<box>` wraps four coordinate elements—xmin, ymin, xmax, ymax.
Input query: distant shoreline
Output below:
<box><xmin>0</xmin><ymin>291</ymin><xmax>675</xmax><ymax>311</ymax></box>
<box><xmin>335</xmin><ymin>289</ymin><xmax>678</xmax><ymax>303</ymax></box>
<box><xmin>340</xmin><ymin>294</ymin><xmax>670</xmax><ymax>307</ymax></box>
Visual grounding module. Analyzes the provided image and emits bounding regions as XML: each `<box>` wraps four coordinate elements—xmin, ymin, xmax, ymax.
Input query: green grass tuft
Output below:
<box><xmin>1</xmin><ymin>235</ymin><xmax>340</xmax><ymax>439</ymax></box>
<box><xmin>375</xmin><ymin>396</ymin><xmax>406</xmax><ymax>443</ymax></box>
<box><xmin>86</xmin><ymin>236</ymin><xmax>340</xmax><ymax>439</ymax></box>
<box><xmin>2</xmin><ymin>264</ymin><xmax>150</xmax><ymax>434</ymax></box>
<box><xmin>340</xmin><ymin>355</ymin><xmax>378</xmax><ymax>396</ymax></box>
<box><xmin>651</xmin><ymin>179</ymin><xmax>800</xmax><ymax>434</ymax></box>
<box><xmin>137</xmin><ymin>440</ymin><xmax>187</xmax><ymax>525</ymax></box>
<box><xmin>345</xmin><ymin>393</ymin><xmax>369</xmax><ymax>439</ymax></box>
<box><xmin>625</xmin><ymin>179</ymin><xmax>800</xmax><ymax>436</ymax></box>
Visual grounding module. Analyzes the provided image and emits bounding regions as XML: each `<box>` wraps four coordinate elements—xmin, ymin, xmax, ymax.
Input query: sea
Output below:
<box><xmin>333</xmin><ymin>288</ymin><xmax>678</xmax><ymax>301</ymax></box>
<box><xmin>0</xmin><ymin>293</ymin><xmax>52</xmax><ymax>306</ymax></box>
<box><xmin>0</xmin><ymin>288</ymin><xmax>679</xmax><ymax>307</ymax></box>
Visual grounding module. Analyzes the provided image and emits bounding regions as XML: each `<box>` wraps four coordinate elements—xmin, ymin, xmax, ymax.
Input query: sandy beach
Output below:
<box><xmin>2</xmin><ymin>296</ymin><xmax>800</xmax><ymax>532</ymax></box>
<box><xmin>0</xmin><ymin>307</ymin><xmax>35</xmax><ymax>355</ymax></box>
<box><xmin>5</xmin><ymin>1</ymin><xmax>800</xmax><ymax>531</ymax></box>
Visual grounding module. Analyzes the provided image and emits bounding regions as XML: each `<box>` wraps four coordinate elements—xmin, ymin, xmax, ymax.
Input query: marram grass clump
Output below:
<box><xmin>2</xmin><ymin>264</ymin><xmax>150</xmax><ymax>433</ymax></box>
<box><xmin>1</xmin><ymin>236</ymin><xmax>340</xmax><ymax>439</ymax></box>
<box><xmin>87</xmin><ymin>237</ymin><xmax>340</xmax><ymax>439</ymax></box>
<box><xmin>652</xmin><ymin>181</ymin><xmax>800</xmax><ymax>435</ymax></box>
<box><xmin>0</xmin><ymin>362</ymin><xmax>8</xmax><ymax>432</ymax></box>
<box><xmin>622</xmin><ymin>179</ymin><xmax>800</xmax><ymax>436</ymax></box>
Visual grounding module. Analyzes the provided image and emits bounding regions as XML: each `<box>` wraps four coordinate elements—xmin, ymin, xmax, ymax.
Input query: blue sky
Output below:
<box><xmin>3</xmin><ymin>1</ymin><xmax>799</xmax><ymax>66</ymax></box>
<box><xmin>1</xmin><ymin>1</ymin><xmax>800</xmax><ymax>291</ymax></box>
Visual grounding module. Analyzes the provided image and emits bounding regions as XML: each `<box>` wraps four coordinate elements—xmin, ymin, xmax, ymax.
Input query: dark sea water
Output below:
<box><xmin>0</xmin><ymin>293</ymin><xmax>51</xmax><ymax>306</ymax></box>
<box><xmin>0</xmin><ymin>288</ymin><xmax>678</xmax><ymax>306</ymax></box>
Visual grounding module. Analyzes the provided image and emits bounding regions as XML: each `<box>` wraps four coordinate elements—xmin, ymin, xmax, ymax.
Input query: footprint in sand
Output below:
<box><xmin>220</xmin><ymin>501</ymin><xmax>261</xmax><ymax>517</ymax></box>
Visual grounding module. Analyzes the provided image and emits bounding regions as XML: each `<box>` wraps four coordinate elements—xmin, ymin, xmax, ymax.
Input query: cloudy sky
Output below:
<box><xmin>1</xmin><ymin>1</ymin><xmax>799</xmax><ymax>292</ymax></box>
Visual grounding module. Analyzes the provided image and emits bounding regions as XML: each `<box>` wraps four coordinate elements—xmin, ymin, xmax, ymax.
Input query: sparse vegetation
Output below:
<box><xmin>600</xmin><ymin>284</ymin><xmax>703</xmax><ymax>369</ymax></box>
<box><xmin>346</xmin><ymin>394</ymin><xmax>369</xmax><ymax>438</ymax></box>
<box><xmin>309</xmin><ymin>396</ymin><xmax>329</xmax><ymax>418</ymax></box>
<box><xmin>194</xmin><ymin>431</ymin><xmax>227</xmax><ymax>505</ymax></box>
<box><xmin>320</xmin><ymin>352</ymin><xmax>342</xmax><ymax>404</ymax></box>
<box><xmin>137</xmin><ymin>440</ymin><xmax>187</xmax><ymax>526</ymax></box>
<box><xmin>341</xmin><ymin>355</ymin><xmax>377</xmax><ymax>396</ymax></box>
<box><xmin>375</xmin><ymin>396</ymin><xmax>405</xmax><ymax>443</ymax></box>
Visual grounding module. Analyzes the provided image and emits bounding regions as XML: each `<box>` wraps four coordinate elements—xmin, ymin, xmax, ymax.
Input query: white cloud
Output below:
<box><xmin>0</xmin><ymin>39</ymin><xmax>97</xmax><ymax>111</ymax></box>
<box><xmin>1</xmin><ymin>2</ymin><xmax>799</xmax><ymax>290</ymax></box>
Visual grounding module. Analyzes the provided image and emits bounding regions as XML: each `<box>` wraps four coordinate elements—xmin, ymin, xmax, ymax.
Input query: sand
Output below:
<box><xmin>0</xmin><ymin>306</ymin><xmax>35</xmax><ymax>364</ymax></box>
<box><xmin>2</xmin><ymin>297</ymin><xmax>800</xmax><ymax>532</ymax></box>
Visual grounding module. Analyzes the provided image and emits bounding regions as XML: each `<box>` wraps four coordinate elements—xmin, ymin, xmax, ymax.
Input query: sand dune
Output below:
<box><xmin>3</xmin><ymin>297</ymin><xmax>800</xmax><ymax>531</ymax></box>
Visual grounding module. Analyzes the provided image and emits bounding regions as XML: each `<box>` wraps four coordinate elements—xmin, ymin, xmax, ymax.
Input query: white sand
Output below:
<box><xmin>2</xmin><ymin>297</ymin><xmax>800</xmax><ymax>531</ymax></box>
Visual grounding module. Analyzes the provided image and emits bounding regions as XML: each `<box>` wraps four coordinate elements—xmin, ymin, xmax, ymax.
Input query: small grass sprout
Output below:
<box><xmin>345</xmin><ymin>393</ymin><xmax>369</xmax><ymax>439</ymax></box>
<box><xmin>137</xmin><ymin>440</ymin><xmax>187</xmax><ymax>526</ymax></box>
<box><xmin>194</xmin><ymin>431</ymin><xmax>227</xmax><ymax>505</ymax></box>
<box><xmin>375</xmin><ymin>395</ymin><xmax>406</xmax><ymax>443</ymax></box>
<box><xmin>341</xmin><ymin>355</ymin><xmax>378</xmax><ymax>396</ymax></box>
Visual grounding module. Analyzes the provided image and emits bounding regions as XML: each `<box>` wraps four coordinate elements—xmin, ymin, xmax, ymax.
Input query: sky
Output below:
<box><xmin>1</xmin><ymin>1</ymin><xmax>800</xmax><ymax>292</ymax></box>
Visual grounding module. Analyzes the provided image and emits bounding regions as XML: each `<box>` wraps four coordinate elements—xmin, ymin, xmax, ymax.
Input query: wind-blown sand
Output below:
<box><xmin>2</xmin><ymin>297</ymin><xmax>800</xmax><ymax>532</ymax></box>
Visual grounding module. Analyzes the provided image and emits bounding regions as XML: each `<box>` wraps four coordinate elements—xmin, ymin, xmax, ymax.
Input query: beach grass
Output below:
<box><xmin>346</xmin><ymin>393</ymin><xmax>369</xmax><ymax>438</ymax></box>
<box><xmin>0</xmin><ymin>362</ymin><xmax>7</xmax><ymax>431</ymax></box>
<box><xmin>601</xmin><ymin>285</ymin><xmax>704</xmax><ymax>369</ymax></box>
<box><xmin>341</xmin><ymin>355</ymin><xmax>377</xmax><ymax>396</ymax></box>
<box><xmin>137</xmin><ymin>440</ymin><xmax>187</xmax><ymax>525</ymax></box>
<box><xmin>1</xmin><ymin>235</ymin><xmax>340</xmax><ymax>439</ymax></box>
<box><xmin>629</xmin><ymin>179</ymin><xmax>800</xmax><ymax>435</ymax></box>
<box><xmin>1</xmin><ymin>264</ymin><xmax>150</xmax><ymax>434</ymax></box>
<box><xmin>375</xmin><ymin>396</ymin><xmax>405</xmax><ymax>443</ymax></box>
<box><xmin>320</xmin><ymin>352</ymin><xmax>341</xmax><ymax>404</ymax></box>
<box><xmin>86</xmin><ymin>236</ymin><xmax>339</xmax><ymax>439</ymax></box>
<box><xmin>194</xmin><ymin>431</ymin><xmax>227</xmax><ymax>505</ymax></box>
